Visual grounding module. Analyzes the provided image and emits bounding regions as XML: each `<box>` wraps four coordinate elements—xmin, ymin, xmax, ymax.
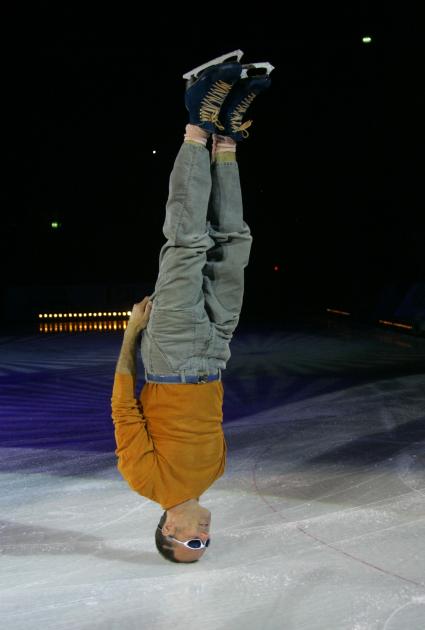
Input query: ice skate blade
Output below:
<box><xmin>241</xmin><ymin>62</ymin><xmax>275</xmax><ymax>79</ymax></box>
<box><xmin>182</xmin><ymin>49</ymin><xmax>244</xmax><ymax>80</ymax></box>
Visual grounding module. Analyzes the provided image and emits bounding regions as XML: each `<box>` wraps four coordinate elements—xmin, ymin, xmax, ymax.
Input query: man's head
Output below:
<box><xmin>155</xmin><ymin>499</ymin><xmax>211</xmax><ymax>563</ymax></box>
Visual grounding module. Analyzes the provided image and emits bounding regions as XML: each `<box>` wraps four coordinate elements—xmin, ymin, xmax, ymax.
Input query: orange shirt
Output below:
<box><xmin>111</xmin><ymin>373</ymin><xmax>226</xmax><ymax>509</ymax></box>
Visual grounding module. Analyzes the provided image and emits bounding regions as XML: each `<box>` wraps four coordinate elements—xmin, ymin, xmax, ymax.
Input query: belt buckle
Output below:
<box><xmin>197</xmin><ymin>373</ymin><xmax>209</xmax><ymax>384</ymax></box>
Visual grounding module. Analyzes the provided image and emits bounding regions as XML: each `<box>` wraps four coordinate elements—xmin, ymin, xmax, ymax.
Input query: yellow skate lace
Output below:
<box><xmin>200</xmin><ymin>80</ymin><xmax>233</xmax><ymax>129</ymax></box>
<box><xmin>229</xmin><ymin>92</ymin><xmax>256</xmax><ymax>137</ymax></box>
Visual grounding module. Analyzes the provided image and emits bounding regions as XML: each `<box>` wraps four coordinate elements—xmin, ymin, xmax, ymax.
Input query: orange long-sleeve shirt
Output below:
<box><xmin>111</xmin><ymin>373</ymin><xmax>226</xmax><ymax>509</ymax></box>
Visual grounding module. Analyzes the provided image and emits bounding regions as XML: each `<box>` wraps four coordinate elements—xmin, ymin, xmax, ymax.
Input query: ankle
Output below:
<box><xmin>212</xmin><ymin>134</ymin><xmax>236</xmax><ymax>161</ymax></box>
<box><xmin>184</xmin><ymin>123</ymin><xmax>210</xmax><ymax>146</ymax></box>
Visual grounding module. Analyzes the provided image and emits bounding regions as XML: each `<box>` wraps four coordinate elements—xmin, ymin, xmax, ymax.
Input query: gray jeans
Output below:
<box><xmin>141</xmin><ymin>142</ymin><xmax>252</xmax><ymax>375</ymax></box>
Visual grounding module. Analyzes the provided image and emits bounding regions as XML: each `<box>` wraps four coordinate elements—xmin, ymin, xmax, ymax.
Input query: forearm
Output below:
<box><xmin>115</xmin><ymin>322</ymin><xmax>140</xmax><ymax>379</ymax></box>
<box><xmin>112</xmin><ymin>322</ymin><xmax>144</xmax><ymax>425</ymax></box>
<box><xmin>115</xmin><ymin>297</ymin><xmax>152</xmax><ymax>379</ymax></box>
<box><xmin>112</xmin><ymin>309</ymin><xmax>148</xmax><ymax>418</ymax></box>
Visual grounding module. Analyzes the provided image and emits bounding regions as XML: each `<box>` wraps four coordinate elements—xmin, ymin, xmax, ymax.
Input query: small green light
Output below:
<box><xmin>362</xmin><ymin>36</ymin><xmax>372</xmax><ymax>44</ymax></box>
<box><xmin>51</xmin><ymin>221</ymin><xmax>60</xmax><ymax>229</ymax></box>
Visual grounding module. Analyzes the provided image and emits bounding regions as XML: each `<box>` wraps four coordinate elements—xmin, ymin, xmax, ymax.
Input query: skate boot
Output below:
<box><xmin>184</xmin><ymin>50</ymin><xmax>244</xmax><ymax>134</ymax></box>
<box><xmin>218</xmin><ymin>62</ymin><xmax>274</xmax><ymax>141</ymax></box>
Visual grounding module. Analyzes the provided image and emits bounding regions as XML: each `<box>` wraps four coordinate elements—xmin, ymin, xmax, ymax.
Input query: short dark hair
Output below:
<box><xmin>155</xmin><ymin>512</ymin><xmax>178</xmax><ymax>562</ymax></box>
<box><xmin>155</xmin><ymin>511</ymin><xmax>199</xmax><ymax>564</ymax></box>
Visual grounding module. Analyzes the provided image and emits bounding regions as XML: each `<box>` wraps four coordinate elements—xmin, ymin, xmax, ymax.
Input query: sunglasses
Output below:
<box><xmin>157</xmin><ymin>525</ymin><xmax>210</xmax><ymax>550</ymax></box>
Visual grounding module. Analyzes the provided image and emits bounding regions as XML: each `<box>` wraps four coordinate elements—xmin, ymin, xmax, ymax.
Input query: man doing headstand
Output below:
<box><xmin>111</xmin><ymin>50</ymin><xmax>273</xmax><ymax>563</ymax></box>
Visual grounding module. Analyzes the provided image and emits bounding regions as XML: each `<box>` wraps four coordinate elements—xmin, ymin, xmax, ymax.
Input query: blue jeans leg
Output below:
<box><xmin>141</xmin><ymin>144</ymin><xmax>252</xmax><ymax>374</ymax></box>
<box><xmin>141</xmin><ymin>142</ymin><xmax>214</xmax><ymax>374</ymax></box>
<box><xmin>204</xmin><ymin>159</ymin><xmax>253</xmax><ymax>365</ymax></box>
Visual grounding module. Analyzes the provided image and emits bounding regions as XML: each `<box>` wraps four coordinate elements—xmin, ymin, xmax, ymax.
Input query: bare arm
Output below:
<box><xmin>116</xmin><ymin>297</ymin><xmax>153</xmax><ymax>377</ymax></box>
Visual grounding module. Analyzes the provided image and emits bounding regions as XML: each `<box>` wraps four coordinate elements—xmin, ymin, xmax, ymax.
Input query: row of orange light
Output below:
<box><xmin>326</xmin><ymin>309</ymin><xmax>413</xmax><ymax>330</ymax></box>
<box><xmin>38</xmin><ymin>311</ymin><xmax>131</xmax><ymax>320</ymax></box>
<box><xmin>40</xmin><ymin>320</ymin><xmax>128</xmax><ymax>333</ymax></box>
<box><xmin>37</xmin><ymin>308</ymin><xmax>413</xmax><ymax>333</ymax></box>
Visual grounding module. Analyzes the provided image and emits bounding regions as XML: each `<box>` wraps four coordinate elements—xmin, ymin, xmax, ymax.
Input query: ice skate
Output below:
<box><xmin>184</xmin><ymin>59</ymin><xmax>243</xmax><ymax>134</ymax></box>
<box><xmin>218</xmin><ymin>62</ymin><xmax>275</xmax><ymax>141</ymax></box>
<box><xmin>182</xmin><ymin>49</ymin><xmax>244</xmax><ymax>82</ymax></box>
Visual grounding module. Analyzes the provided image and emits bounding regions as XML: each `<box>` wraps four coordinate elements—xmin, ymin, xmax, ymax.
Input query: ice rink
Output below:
<box><xmin>1</xmin><ymin>319</ymin><xmax>425</xmax><ymax>629</ymax></box>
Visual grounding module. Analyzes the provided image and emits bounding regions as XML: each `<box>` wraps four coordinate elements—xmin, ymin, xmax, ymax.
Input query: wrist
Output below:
<box><xmin>124</xmin><ymin>321</ymin><xmax>142</xmax><ymax>338</ymax></box>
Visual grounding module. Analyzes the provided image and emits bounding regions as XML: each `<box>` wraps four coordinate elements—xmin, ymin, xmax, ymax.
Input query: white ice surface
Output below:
<box><xmin>1</xmin><ymin>325</ymin><xmax>425</xmax><ymax>629</ymax></box>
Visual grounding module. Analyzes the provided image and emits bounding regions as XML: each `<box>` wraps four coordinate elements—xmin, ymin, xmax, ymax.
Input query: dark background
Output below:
<box><xmin>3</xmin><ymin>5</ymin><xmax>424</xmax><ymax>325</ymax></box>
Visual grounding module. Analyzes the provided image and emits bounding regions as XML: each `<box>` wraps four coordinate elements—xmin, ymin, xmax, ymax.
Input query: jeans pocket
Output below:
<box><xmin>209</xmin><ymin>324</ymin><xmax>231</xmax><ymax>365</ymax></box>
<box><xmin>141</xmin><ymin>329</ymin><xmax>173</xmax><ymax>373</ymax></box>
<box><xmin>193</xmin><ymin>316</ymin><xmax>214</xmax><ymax>357</ymax></box>
<box><xmin>147</xmin><ymin>307</ymin><xmax>196</xmax><ymax>371</ymax></box>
